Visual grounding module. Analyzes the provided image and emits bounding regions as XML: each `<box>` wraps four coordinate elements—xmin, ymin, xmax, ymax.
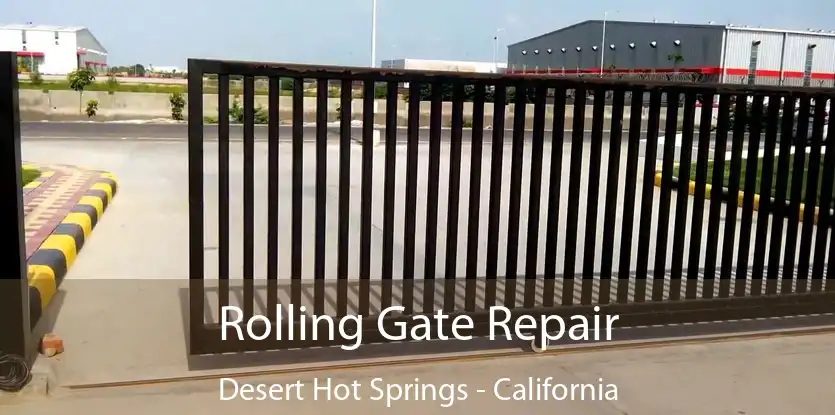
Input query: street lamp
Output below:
<box><xmin>576</xmin><ymin>46</ymin><xmax>582</xmax><ymax>72</ymax></box>
<box><xmin>493</xmin><ymin>28</ymin><xmax>505</xmax><ymax>73</ymax></box>
<box><xmin>521</xmin><ymin>50</ymin><xmax>527</xmax><ymax>73</ymax></box>
<box><xmin>371</xmin><ymin>0</ymin><xmax>378</xmax><ymax>67</ymax></box>
<box><xmin>599</xmin><ymin>10</ymin><xmax>619</xmax><ymax>76</ymax></box>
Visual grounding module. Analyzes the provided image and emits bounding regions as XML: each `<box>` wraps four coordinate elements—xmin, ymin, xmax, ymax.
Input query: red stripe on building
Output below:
<box><xmin>15</xmin><ymin>51</ymin><xmax>45</xmax><ymax>57</ymax></box>
<box><xmin>507</xmin><ymin>67</ymin><xmax>835</xmax><ymax>80</ymax></box>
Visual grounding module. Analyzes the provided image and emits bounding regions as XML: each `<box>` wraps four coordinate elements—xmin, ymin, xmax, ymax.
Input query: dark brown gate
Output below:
<box><xmin>191</xmin><ymin>59</ymin><xmax>835</xmax><ymax>353</ymax></box>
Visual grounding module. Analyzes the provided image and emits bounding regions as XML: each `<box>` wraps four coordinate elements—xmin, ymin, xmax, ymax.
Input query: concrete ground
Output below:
<box><xmin>3</xmin><ymin>331</ymin><xmax>834</xmax><ymax>414</ymax></box>
<box><xmin>9</xmin><ymin>129</ymin><xmax>832</xmax><ymax>411</ymax></box>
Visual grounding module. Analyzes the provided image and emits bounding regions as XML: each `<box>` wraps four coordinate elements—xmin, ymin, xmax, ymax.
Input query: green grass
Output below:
<box><xmin>674</xmin><ymin>155</ymin><xmax>835</xmax><ymax>208</ymax></box>
<box><xmin>21</xmin><ymin>167</ymin><xmax>40</xmax><ymax>186</ymax></box>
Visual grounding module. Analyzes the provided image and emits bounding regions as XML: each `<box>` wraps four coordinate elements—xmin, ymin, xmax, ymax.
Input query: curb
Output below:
<box><xmin>26</xmin><ymin>171</ymin><xmax>118</xmax><ymax>326</ymax></box>
<box><xmin>653</xmin><ymin>172</ymin><xmax>827</xmax><ymax>224</ymax></box>
<box><xmin>22</xmin><ymin>164</ymin><xmax>54</xmax><ymax>193</ymax></box>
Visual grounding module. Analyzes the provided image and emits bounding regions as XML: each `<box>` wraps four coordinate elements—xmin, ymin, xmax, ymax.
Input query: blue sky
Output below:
<box><xmin>4</xmin><ymin>0</ymin><xmax>833</xmax><ymax>67</ymax></box>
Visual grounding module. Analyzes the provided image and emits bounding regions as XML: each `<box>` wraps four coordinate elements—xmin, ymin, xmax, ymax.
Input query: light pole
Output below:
<box><xmin>493</xmin><ymin>28</ymin><xmax>505</xmax><ymax>73</ymax></box>
<box><xmin>599</xmin><ymin>10</ymin><xmax>618</xmax><ymax>76</ymax></box>
<box><xmin>371</xmin><ymin>0</ymin><xmax>378</xmax><ymax>67</ymax></box>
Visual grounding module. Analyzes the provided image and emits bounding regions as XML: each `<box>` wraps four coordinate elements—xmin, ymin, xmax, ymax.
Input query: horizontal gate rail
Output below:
<box><xmin>187</xmin><ymin>58</ymin><xmax>835</xmax><ymax>355</ymax></box>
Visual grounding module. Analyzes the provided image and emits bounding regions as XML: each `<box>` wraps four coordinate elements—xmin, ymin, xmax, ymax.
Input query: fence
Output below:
<box><xmin>187</xmin><ymin>58</ymin><xmax>835</xmax><ymax>355</ymax></box>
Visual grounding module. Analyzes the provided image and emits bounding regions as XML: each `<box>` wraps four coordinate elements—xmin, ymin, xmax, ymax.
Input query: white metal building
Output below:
<box><xmin>509</xmin><ymin>20</ymin><xmax>835</xmax><ymax>87</ymax></box>
<box><xmin>0</xmin><ymin>23</ymin><xmax>108</xmax><ymax>75</ymax></box>
<box><xmin>380</xmin><ymin>58</ymin><xmax>507</xmax><ymax>74</ymax></box>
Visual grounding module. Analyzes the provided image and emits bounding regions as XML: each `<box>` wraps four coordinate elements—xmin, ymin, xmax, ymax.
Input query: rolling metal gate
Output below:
<box><xmin>181</xmin><ymin>59</ymin><xmax>835</xmax><ymax>354</ymax></box>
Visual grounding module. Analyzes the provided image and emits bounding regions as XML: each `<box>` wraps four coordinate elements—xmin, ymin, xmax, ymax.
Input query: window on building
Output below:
<box><xmin>21</xmin><ymin>30</ymin><xmax>27</xmax><ymax>44</ymax></box>
<box><xmin>803</xmin><ymin>45</ymin><xmax>815</xmax><ymax>87</ymax></box>
<box><xmin>747</xmin><ymin>43</ymin><xmax>759</xmax><ymax>85</ymax></box>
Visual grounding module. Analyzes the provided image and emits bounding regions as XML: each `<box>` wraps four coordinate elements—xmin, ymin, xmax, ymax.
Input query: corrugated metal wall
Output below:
<box><xmin>508</xmin><ymin>21</ymin><xmax>724</xmax><ymax>73</ymax></box>
<box><xmin>722</xmin><ymin>29</ymin><xmax>835</xmax><ymax>87</ymax></box>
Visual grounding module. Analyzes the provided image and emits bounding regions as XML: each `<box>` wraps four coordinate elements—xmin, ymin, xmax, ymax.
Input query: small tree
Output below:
<box><xmin>67</xmin><ymin>68</ymin><xmax>96</xmax><ymax>114</ymax></box>
<box><xmin>29</xmin><ymin>71</ymin><xmax>43</xmax><ymax>86</ymax></box>
<box><xmin>106</xmin><ymin>72</ymin><xmax>119</xmax><ymax>94</ymax></box>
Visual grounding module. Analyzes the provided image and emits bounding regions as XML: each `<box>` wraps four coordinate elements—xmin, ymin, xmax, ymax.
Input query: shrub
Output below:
<box><xmin>29</xmin><ymin>71</ymin><xmax>43</xmax><ymax>86</ymax></box>
<box><xmin>85</xmin><ymin>100</ymin><xmax>99</xmax><ymax>118</ymax></box>
<box><xmin>169</xmin><ymin>92</ymin><xmax>185</xmax><ymax>121</ymax></box>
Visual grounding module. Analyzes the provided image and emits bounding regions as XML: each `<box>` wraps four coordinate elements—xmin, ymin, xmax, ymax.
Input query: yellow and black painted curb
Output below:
<box><xmin>26</xmin><ymin>172</ymin><xmax>118</xmax><ymax>326</ymax></box>
<box><xmin>22</xmin><ymin>164</ymin><xmax>54</xmax><ymax>191</ymax></box>
<box><xmin>653</xmin><ymin>172</ymin><xmax>823</xmax><ymax>225</ymax></box>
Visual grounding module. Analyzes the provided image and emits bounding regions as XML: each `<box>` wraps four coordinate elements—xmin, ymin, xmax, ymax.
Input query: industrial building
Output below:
<box><xmin>507</xmin><ymin>20</ymin><xmax>835</xmax><ymax>87</ymax></box>
<box><xmin>0</xmin><ymin>23</ymin><xmax>108</xmax><ymax>75</ymax></box>
<box><xmin>380</xmin><ymin>58</ymin><xmax>506</xmax><ymax>74</ymax></box>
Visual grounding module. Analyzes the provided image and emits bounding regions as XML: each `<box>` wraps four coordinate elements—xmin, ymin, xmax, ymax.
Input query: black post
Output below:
<box><xmin>0</xmin><ymin>52</ymin><xmax>33</xmax><ymax>361</ymax></box>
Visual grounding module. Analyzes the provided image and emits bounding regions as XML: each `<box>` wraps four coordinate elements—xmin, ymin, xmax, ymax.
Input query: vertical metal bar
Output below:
<box><xmin>767</xmin><ymin>96</ymin><xmax>796</xmax><ymax>295</ymax></box>
<box><xmin>735</xmin><ymin>95</ymin><xmax>764</xmax><ymax>297</ymax></box>
<box><xmin>598</xmin><ymin>87</ymin><xmax>626</xmax><ymax>305</ymax></box>
<box><xmin>217</xmin><ymin>74</ymin><xmax>230</xmax><ymax>323</ymax></box>
<box><xmin>703</xmin><ymin>93</ymin><xmax>732</xmax><ymax>299</ymax></box>
<box><xmin>242</xmin><ymin>76</ymin><xmax>255</xmax><ymax>319</ymax></box>
<box><xmin>423</xmin><ymin>81</ymin><xmax>443</xmax><ymax>313</ymax></box>
<box><xmin>580</xmin><ymin>87</ymin><xmax>606</xmax><ymax>305</ymax></box>
<box><xmin>187</xmin><ymin>59</ymin><xmax>205</xmax><ymax>353</ymax></box>
<box><xmin>718</xmin><ymin>94</ymin><xmax>747</xmax><ymax>298</ymax></box>
<box><xmin>465</xmin><ymin>83</ymin><xmax>486</xmax><ymax>312</ymax></box>
<box><xmin>751</xmin><ymin>94</ymin><xmax>781</xmax><ymax>296</ymax></box>
<box><xmin>686</xmin><ymin>92</ymin><xmax>715</xmax><ymax>300</ymax></box>
<box><xmin>266</xmin><ymin>77</ymin><xmax>279</xmax><ymax>323</ymax></box>
<box><xmin>652</xmin><ymin>90</ymin><xmax>680</xmax><ymax>302</ymax></box>
<box><xmin>485</xmin><ymin>83</ymin><xmax>507</xmax><ymax>309</ymax></box>
<box><xmin>444</xmin><ymin>81</ymin><xmax>465</xmax><ymax>313</ymax></box>
<box><xmin>781</xmin><ymin>95</ymin><xmax>810</xmax><ymax>294</ymax></box>
<box><xmin>616</xmin><ymin>87</ymin><xmax>645</xmax><ymax>304</ymax></box>
<box><xmin>0</xmin><ymin>52</ymin><xmax>32</xmax><ymax>360</ymax></box>
<box><xmin>634</xmin><ymin>89</ymin><xmax>663</xmax><ymax>303</ymax></box>
<box><xmin>360</xmin><ymin>80</ymin><xmax>375</xmax><ymax>315</ymax></box>
<box><xmin>812</xmin><ymin>100</ymin><xmax>835</xmax><ymax>290</ymax></box>
<box><xmin>542</xmin><ymin>89</ymin><xmax>567</xmax><ymax>308</ymax></box>
<box><xmin>504</xmin><ymin>81</ymin><xmax>527</xmax><ymax>308</ymax></box>
<box><xmin>523</xmin><ymin>83</ymin><xmax>547</xmax><ymax>309</ymax></box>
<box><xmin>561</xmin><ymin>86</ymin><xmax>587</xmax><ymax>306</ymax></box>
<box><xmin>290</xmin><ymin>78</ymin><xmax>304</xmax><ymax>308</ymax></box>
<box><xmin>337</xmin><ymin>79</ymin><xmax>352</xmax><ymax>316</ymax></box>
<box><xmin>668</xmin><ymin>92</ymin><xmax>697</xmax><ymax>301</ymax></box>
<box><xmin>381</xmin><ymin>81</ymin><xmax>398</xmax><ymax>310</ymax></box>
<box><xmin>797</xmin><ymin>95</ymin><xmax>826</xmax><ymax>292</ymax></box>
<box><xmin>402</xmin><ymin>81</ymin><xmax>421</xmax><ymax>314</ymax></box>
<box><xmin>314</xmin><ymin>78</ymin><xmax>328</xmax><ymax>315</ymax></box>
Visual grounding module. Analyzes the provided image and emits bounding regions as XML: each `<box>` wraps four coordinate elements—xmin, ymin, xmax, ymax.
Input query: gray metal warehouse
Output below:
<box><xmin>507</xmin><ymin>20</ymin><xmax>835</xmax><ymax>87</ymax></box>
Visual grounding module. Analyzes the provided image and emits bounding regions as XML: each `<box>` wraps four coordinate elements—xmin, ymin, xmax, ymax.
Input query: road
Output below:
<box><xmin>22</xmin><ymin>122</ymin><xmax>603</xmax><ymax>142</ymax></box>
<box><xmin>21</xmin><ymin>135</ymin><xmax>812</xmax><ymax>285</ymax></box>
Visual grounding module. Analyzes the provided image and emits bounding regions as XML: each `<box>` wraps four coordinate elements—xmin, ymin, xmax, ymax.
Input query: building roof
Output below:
<box><xmin>509</xmin><ymin>19</ymin><xmax>835</xmax><ymax>47</ymax></box>
<box><xmin>0</xmin><ymin>23</ymin><xmax>86</xmax><ymax>32</ymax></box>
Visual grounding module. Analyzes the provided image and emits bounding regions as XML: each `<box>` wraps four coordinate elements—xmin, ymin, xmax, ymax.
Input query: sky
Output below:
<box><xmin>4</xmin><ymin>0</ymin><xmax>834</xmax><ymax>67</ymax></box>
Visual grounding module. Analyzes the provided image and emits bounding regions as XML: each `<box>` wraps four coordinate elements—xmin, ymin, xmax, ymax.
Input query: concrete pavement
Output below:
<box><xmin>3</xmin><ymin>331</ymin><xmax>834</xmax><ymax>414</ymax></box>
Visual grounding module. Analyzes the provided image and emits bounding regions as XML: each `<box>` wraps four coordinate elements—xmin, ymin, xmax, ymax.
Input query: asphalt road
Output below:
<box><xmin>22</xmin><ymin>122</ymin><xmax>611</xmax><ymax>143</ymax></box>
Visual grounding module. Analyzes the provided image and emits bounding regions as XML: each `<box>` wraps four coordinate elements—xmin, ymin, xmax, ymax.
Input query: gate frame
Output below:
<box><xmin>0</xmin><ymin>52</ymin><xmax>34</xmax><ymax>362</ymax></box>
